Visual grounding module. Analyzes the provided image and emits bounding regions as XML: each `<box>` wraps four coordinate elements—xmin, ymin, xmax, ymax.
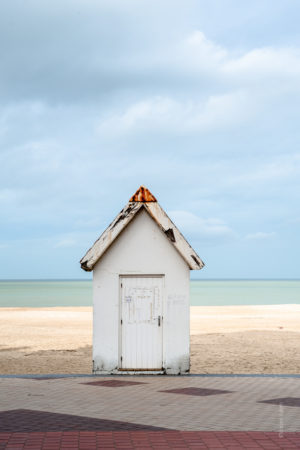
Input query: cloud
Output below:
<box><xmin>223</xmin><ymin>47</ymin><xmax>300</xmax><ymax>84</ymax></box>
<box><xmin>0</xmin><ymin>1</ymin><xmax>299</xmax><ymax>278</ymax></box>
<box><xmin>168</xmin><ymin>210</ymin><xmax>236</xmax><ymax>244</ymax></box>
<box><xmin>1</xmin><ymin>0</ymin><xmax>300</xmax><ymax>107</ymax></box>
<box><xmin>178</xmin><ymin>30</ymin><xmax>228</xmax><ymax>73</ymax></box>
<box><xmin>227</xmin><ymin>153</ymin><xmax>300</xmax><ymax>188</ymax></box>
<box><xmin>91</xmin><ymin>29</ymin><xmax>300</xmax><ymax>138</ymax></box>
<box><xmin>97</xmin><ymin>91</ymin><xmax>252</xmax><ymax>136</ymax></box>
<box><xmin>185</xmin><ymin>31</ymin><xmax>227</xmax><ymax>61</ymax></box>
<box><xmin>245</xmin><ymin>232</ymin><xmax>276</xmax><ymax>240</ymax></box>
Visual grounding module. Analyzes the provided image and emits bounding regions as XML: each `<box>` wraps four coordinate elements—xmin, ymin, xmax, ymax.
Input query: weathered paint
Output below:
<box><xmin>80</xmin><ymin>202</ymin><xmax>142</xmax><ymax>272</ymax></box>
<box><xmin>80</xmin><ymin>191</ymin><xmax>204</xmax><ymax>272</ymax></box>
<box><xmin>145</xmin><ymin>202</ymin><xmax>204</xmax><ymax>270</ymax></box>
<box><xmin>120</xmin><ymin>275</ymin><xmax>163</xmax><ymax>370</ymax></box>
<box><xmin>92</xmin><ymin>208</ymin><xmax>191</xmax><ymax>375</ymax></box>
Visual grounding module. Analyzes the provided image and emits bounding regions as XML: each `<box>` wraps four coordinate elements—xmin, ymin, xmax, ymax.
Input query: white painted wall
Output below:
<box><xmin>92</xmin><ymin>208</ymin><xmax>190</xmax><ymax>374</ymax></box>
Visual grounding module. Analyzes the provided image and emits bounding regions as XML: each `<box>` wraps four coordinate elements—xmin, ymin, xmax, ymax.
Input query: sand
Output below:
<box><xmin>0</xmin><ymin>305</ymin><xmax>300</xmax><ymax>374</ymax></box>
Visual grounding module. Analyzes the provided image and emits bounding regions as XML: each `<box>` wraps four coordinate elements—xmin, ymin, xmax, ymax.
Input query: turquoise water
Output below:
<box><xmin>190</xmin><ymin>280</ymin><xmax>300</xmax><ymax>306</ymax></box>
<box><xmin>0</xmin><ymin>281</ymin><xmax>93</xmax><ymax>307</ymax></box>
<box><xmin>0</xmin><ymin>280</ymin><xmax>299</xmax><ymax>307</ymax></box>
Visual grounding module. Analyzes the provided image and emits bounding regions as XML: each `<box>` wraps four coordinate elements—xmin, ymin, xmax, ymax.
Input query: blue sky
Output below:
<box><xmin>0</xmin><ymin>0</ymin><xmax>299</xmax><ymax>279</ymax></box>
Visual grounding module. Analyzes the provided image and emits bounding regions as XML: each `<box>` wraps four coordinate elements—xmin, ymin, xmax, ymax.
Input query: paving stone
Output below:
<box><xmin>81</xmin><ymin>380</ymin><xmax>147</xmax><ymax>387</ymax></box>
<box><xmin>0</xmin><ymin>409</ymin><xmax>169</xmax><ymax>433</ymax></box>
<box><xmin>158</xmin><ymin>387</ymin><xmax>233</xmax><ymax>396</ymax></box>
<box><xmin>1</xmin><ymin>375</ymin><xmax>300</xmax><ymax>434</ymax></box>
<box><xmin>258</xmin><ymin>397</ymin><xmax>300</xmax><ymax>407</ymax></box>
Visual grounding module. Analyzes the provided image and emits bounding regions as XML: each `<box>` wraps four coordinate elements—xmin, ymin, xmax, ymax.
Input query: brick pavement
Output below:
<box><xmin>0</xmin><ymin>431</ymin><xmax>300</xmax><ymax>449</ymax></box>
<box><xmin>0</xmin><ymin>375</ymin><xmax>299</xmax><ymax>448</ymax></box>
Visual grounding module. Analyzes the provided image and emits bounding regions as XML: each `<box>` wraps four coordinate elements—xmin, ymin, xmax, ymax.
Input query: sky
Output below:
<box><xmin>0</xmin><ymin>0</ymin><xmax>299</xmax><ymax>279</ymax></box>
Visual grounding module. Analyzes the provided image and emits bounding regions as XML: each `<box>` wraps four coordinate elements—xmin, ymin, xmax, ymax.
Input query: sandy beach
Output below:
<box><xmin>0</xmin><ymin>305</ymin><xmax>300</xmax><ymax>374</ymax></box>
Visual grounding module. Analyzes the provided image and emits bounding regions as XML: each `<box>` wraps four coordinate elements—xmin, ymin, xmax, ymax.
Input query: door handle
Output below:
<box><xmin>158</xmin><ymin>315</ymin><xmax>161</xmax><ymax>327</ymax></box>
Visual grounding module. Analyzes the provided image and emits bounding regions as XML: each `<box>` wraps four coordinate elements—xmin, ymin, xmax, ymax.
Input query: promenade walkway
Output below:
<box><xmin>0</xmin><ymin>375</ymin><xmax>299</xmax><ymax>449</ymax></box>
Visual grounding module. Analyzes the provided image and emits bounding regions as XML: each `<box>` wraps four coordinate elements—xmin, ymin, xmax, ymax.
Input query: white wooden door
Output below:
<box><xmin>120</xmin><ymin>276</ymin><xmax>163</xmax><ymax>370</ymax></box>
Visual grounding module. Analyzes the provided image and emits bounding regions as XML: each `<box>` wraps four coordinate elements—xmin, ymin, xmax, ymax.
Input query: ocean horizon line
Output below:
<box><xmin>1</xmin><ymin>279</ymin><xmax>299</xmax><ymax>307</ymax></box>
<box><xmin>0</xmin><ymin>278</ymin><xmax>299</xmax><ymax>282</ymax></box>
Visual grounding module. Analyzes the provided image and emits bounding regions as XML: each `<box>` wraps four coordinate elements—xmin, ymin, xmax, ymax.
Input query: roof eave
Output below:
<box><xmin>144</xmin><ymin>202</ymin><xmax>204</xmax><ymax>271</ymax></box>
<box><xmin>80</xmin><ymin>202</ymin><xmax>144</xmax><ymax>271</ymax></box>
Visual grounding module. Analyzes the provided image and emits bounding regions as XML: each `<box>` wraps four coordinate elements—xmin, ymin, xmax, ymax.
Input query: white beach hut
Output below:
<box><xmin>80</xmin><ymin>186</ymin><xmax>204</xmax><ymax>374</ymax></box>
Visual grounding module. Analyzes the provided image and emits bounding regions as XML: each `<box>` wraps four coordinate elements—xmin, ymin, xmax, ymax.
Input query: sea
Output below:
<box><xmin>0</xmin><ymin>280</ymin><xmax>299</xmax><ymax>307</ymax></box>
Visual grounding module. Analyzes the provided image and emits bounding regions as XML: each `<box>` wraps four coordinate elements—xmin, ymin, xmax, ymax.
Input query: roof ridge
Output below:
<box><xmin>129</xmin><ymin>185</ymin><xmax>157</xmax><ymax>202</ymax></box>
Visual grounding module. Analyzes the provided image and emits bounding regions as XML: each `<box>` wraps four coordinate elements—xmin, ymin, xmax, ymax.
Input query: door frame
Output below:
<box><xmin>118</xmin><ymin>274</ymin><xmax>165</xmax><ymax>371</ymax></box>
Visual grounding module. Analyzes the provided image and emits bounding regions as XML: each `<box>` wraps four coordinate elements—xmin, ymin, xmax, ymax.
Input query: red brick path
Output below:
<box><xmin>0</xmin><ymin>431</ymin><xmax>299</xmax><ymax>449</ymax></box>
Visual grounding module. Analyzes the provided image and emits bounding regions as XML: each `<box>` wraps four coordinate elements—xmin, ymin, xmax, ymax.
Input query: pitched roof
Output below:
<box><xmin>80</xmin><ymin>186</ymin><xmax>204</xmax><ymax>272</ymax></box>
